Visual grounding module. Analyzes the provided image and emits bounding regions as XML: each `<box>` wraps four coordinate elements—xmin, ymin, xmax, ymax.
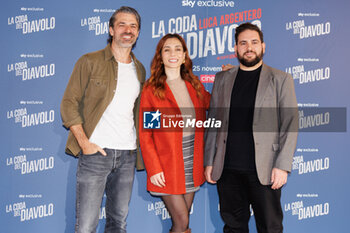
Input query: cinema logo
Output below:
<box><xmin>7</xmin><ymin>60</ymin><xmax>55</xmax><ymax>81</ymax></box>
<box><xmin>148</xmin><ymin>200</ymin><xmax>194</xmax><ymax>220</ymax></box>
<box><xmin>195</xmin><ymin>65</ymin><xmax>220</xmax><ymax>82</ymax></box>
<box><xmin>7</xmin><ymin>11</ymin><xmax>55</xmax><ymax>34</ymax></box>
<box><xmin>285</xmin><ymin>17</ymin><xmax>331</xmax><ymax>39</ymax></box>
<box><xmin>292</xmin><ymin>154</ymin><xmax>330</xmax><ymax>175</ymax></box>
<box><xmin>6</xmin><ymin>201</ymin><xmax>54</xmax><ymax>222</ymax></box>
<box><xmin>81</xmin><ymin>16</ymin><xmax>109</xmax><ymax>36</ymax></box>
<box><xmin>200</xmin><ymin>74</ymin><xmax>215</xmax><ymax>83</ymax></box>
<box><xmin>6</xmin><ymin>154</ymin><xmax>55</xmax><ymax>175</ymax></box>
<box><xmin>7</xmin><ymin>106</ymin><xmax>55</xmax><ymax>128</ymax></box>
<box><xmin>285</xmin><ymin>65</ymin><xmax>330</xmax><ymax>84</ymax></box>
<box><xmin>182</xmin><ymin>0</ymin><xmax>235</xmax><ymax>8</ymax></box>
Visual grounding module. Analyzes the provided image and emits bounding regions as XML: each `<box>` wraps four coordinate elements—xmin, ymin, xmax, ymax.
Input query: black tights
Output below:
<box><xmin>161</xmin><ymin>192</ymin><xmax>195</xmax><ymax>232</ymax></box>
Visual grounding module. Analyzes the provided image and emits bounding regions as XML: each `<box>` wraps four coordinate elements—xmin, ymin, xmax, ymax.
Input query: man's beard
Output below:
<box><xmin>237</xmin><ymin>49</ymin><xmax>264</xmax><ymax>67</ymax></box>
<box><xmin>117</xmin><ymin>33</ymin><xmax>137</xmax><ymax>48</ymax></box>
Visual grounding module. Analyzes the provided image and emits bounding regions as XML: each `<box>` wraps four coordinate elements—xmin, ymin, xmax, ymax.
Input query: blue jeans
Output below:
<box><xmin>75</xmin><ymin>149</ymin><xmax>136</xmax><ymax>233</ymax></box>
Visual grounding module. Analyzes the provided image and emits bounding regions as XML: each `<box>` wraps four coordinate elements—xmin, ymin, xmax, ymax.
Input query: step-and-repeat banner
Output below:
<box><xmin>1</xmin><ymin>0</ymin><xmax>349</xmax><ymax>232</ymax></box>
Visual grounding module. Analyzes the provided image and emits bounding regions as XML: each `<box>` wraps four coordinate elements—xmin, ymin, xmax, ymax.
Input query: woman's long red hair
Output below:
<box><xmin>146</xmin><ymin>33</ymin><xmax>203</xmax><ymax>99</ymax></box>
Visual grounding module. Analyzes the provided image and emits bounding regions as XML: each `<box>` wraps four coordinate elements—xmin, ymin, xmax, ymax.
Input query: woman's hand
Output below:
<box><xmin>221</xmin><ymin>64</ymin><xmax>234</xmax><ymax>71</ymax></box>
<box><xmin>150</xmin><ymin>172</ymin><xmax>166</xmax><ymax>188</ymax></box>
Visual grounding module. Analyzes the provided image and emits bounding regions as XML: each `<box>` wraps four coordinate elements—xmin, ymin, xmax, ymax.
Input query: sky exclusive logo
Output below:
<box><xmin>182</xmin><ymin>0</ymin><xmax>235</xmax><ymax>8</ymax></box>
<box><xmin>285</xmin><ymin>13</ymin><xmax>330</xmax><ymax>39</ymax></box>
<box><xmin>5</xmin><ymin>147</ymin><xmax>55</xmax><ymax>175</ymax></box>
<box><xmin>285</xmin><ymin>63</ymin><xmax>330</xmax><ymax>85</ymax></box>
<box><xmin>293</xmin><ymin>148</ymin><xmax>330</xmax><ymax>175</ymax></box>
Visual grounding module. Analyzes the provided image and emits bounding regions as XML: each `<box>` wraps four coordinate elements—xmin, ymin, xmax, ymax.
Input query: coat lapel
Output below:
<box><xmin>131</xmin><ymin>52</ymin><xmax>144</xmax><ymax>84</ymax></box>
<box><xmin>254</xmin><ymin>63</ymin><xmax>272</xmax><ymax>108</ymax></box>
<box><xmin>185</xmin><ymin>81</ymin><xmax>199</xmax><ymax>108</ymax></box>
<box><xmin>164</xmin><ymin>82</ymin><xmax>180</xmax><ymax>107</ymax></box>
<box><xmin>224</xmin><ymin>67</ymin><xmax>239</xmax><ymax>108</ymax></box>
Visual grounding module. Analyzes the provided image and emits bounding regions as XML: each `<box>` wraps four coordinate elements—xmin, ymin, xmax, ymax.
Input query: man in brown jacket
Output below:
<box><xmin>61</xmin><ymin>6</ymin><xmax>145</xmax><ymax>233</ymax></box>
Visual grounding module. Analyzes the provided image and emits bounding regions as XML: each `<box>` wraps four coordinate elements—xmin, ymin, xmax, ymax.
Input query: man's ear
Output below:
<box><xmin>109</xmin><ymin>26</ymin><xmax>114</xmax><ymax>37</ymax></box>
<box><xmin>262</xmin><ymin>42</ymin><xmax>266</xmax><ymax>54</ymax></box>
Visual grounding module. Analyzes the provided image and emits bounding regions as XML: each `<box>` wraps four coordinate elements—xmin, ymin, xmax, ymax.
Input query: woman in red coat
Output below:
<box><xmin>139</xmin><ymin>33</ymin><xmax>210</xmax><ymax>233</ymax></box>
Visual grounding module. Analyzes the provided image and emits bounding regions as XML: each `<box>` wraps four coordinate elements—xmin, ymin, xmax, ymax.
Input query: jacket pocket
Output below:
<box><xmin>85</xmin><ymin>77</ymin><xmax>109</xmax><ymax>98</ymax></box>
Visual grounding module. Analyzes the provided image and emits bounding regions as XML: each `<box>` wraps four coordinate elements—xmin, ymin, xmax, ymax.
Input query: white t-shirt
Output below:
<box><xmin>89</xmin><ymin>60</ymin><xmax>140</xmax><ymax>150</ymax></box>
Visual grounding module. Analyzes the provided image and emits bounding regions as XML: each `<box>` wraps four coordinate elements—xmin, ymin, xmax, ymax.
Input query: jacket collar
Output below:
<box><xmin>104</xmin><ymin>44</ymin><xmax>114</xmax><ymax>61</ymax></box>
<box><xmin>104</xmin><ymin>43</ymin><xmax>137</xmax><ymax>63</ymax></box>
<box><xmin>104</xmin><ymin>44</ymin><xmax>144</xmax><ymax>84</ymax></box>
<box><xmin>223</xmin><ymin>63</ymin><xmax>272</xmax><ymax>108</ymax></box>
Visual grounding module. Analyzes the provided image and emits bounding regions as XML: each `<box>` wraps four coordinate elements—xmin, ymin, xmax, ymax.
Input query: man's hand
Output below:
<box><xmin>221</xmin><ymin>64</ymin><xmax>234</xmax><ymax>71</ymax></box>
<box><xmin>150</xmin><ymin>172</ymin><xmax>166</xmax><ymax>187</ymax></box>
<box><xmin>205</xmin><ymin>166</ymin><xmax>216</xmax><ymax>184</ymax></box>
<box><xmin>81</xmin><ymin>141</ymin><xmax>106</xmax><ymax>156</ymax></box>
<box><xmin>271</xmin><ymin>168</ymin><xmax>288</xmax><ymax>190</ymax></box>
<box><xmin>70</xmin><ymin>124</ymin><xmax>106</xmax><ymax>156</ymax></box>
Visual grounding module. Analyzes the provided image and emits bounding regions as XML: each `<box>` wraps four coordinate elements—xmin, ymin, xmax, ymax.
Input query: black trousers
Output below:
<box><xmin>217</xmin><ymin>169</ymin><xmax>283</xmax><ymax>233</ymax></box>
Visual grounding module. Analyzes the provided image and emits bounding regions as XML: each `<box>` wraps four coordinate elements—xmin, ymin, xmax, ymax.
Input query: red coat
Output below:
<box><xmin>139</xmin><ymin>81</ymin><xmax>210</xmax><ymax>194</ymax></box>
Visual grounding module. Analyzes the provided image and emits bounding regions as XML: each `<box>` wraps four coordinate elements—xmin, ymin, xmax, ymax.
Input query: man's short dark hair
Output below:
<box><xmin>235</xmin><ymin>22</ymin><xmax>264</xmax><ymax>44</ymax></box>
<box><xmin>107</xmin><ymin>6</ymin><xmax>141</xmax><ymax>44</ymax></box>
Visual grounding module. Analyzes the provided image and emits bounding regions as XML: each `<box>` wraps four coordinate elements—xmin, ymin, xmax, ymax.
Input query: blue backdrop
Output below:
<box><xmin>1</xmin><ymin>0</ymin><xmax>350</xmax><ymax>232</ymax></box>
